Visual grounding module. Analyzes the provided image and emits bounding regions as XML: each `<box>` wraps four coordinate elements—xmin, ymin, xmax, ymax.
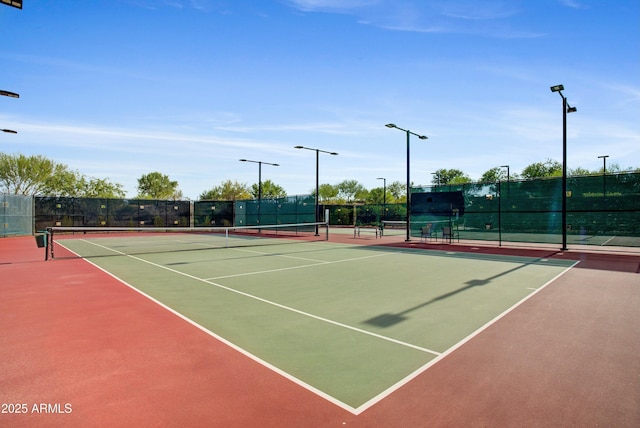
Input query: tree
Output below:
<box><xmin>0</xmin><ymin>153</ymin><xmax>77</xmax><ymax>195</ymax></box>
<box><xmin>0</xmin><ymin>153</ymin><xmax>127</xmax><ymax>197</ymax></box>
<box><xmin>136</xmin><ymin>171</ymin><xmax>179</xmax><ymax>199</ymax></box>
<box><xmin>250</xmin><ymin>179</ymin><xmax>286</xmax><ymax>199</ymax></box>
<box><xmin>336</xmin><ymin>179</ymin><xmax>367</xmax><ymax>203</ymax></box>
<box><xmin>568</xmin><ymin>167</ymin><xmax>592</xmax><ymax>177</ymax></box>
<box><xmin>366</xmin><ymin>187</ymin><xmax>393</xmax><ymax>204</ymax></box>
<box><xmin>521</xmin><ymin>159</ymin><xmax>562</xmax><ymax>179</ymax></box>
<box><xmin>83</xmin><ymin>177</ymin><xmax>126</xmax><ymax>198</ymax></box>
<box><xmin>44</xmin><ymin>167</ymin><xmax>86</xmax><ymax>197</ymax></box>
<box><xmin>200</xmin><ymin>180</ymin><xmax>251</xmax><ymax>200</ymax></box>
<box><xmin>387</xmin><ymin>181</ymin><xmax>406</xmax><ymax>200</ymax></box>
<box><xmin>479</xmin><ymin>167</ymin><xmax>509</xmax><ymax>183</ymax></box>
<box><xmin>597</xmin><ymin>162</ymin><xmax>622</xmax><ymax>174</ymax></box>
<box><xmin>432</xmin><ymin>169</ymin><xmax>471</xmax><ymax>185</ymax></box>
<box><xmin>317</xmin><ymin>183</ymin><xmax>339</xmax><ymax>203</ymax></box>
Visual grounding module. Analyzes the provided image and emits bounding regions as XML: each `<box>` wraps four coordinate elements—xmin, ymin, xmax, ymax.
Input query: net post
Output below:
<box><xmin>44</xmin><ymin>229</ymin><xmax>49</xmax><ymax>261</ymax></box>
<box><xmin>325</xmin><ymin>209</ymin><xmax>330</xmax><ymax>240</ymax></box>
<box><xmin>45</xmin><ymin>228</ymin><xmax>52</xmax><ymax>260</ymax></box>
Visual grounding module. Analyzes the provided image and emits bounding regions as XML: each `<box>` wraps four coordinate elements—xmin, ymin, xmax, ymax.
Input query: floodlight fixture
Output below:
<box><xmin>2</xmin><ymin>129</ymin><xmax>17</xmax><ymax>134</ymax></box>
<box><xmin>1</xmin><ymin>0</ymin><xmax>23</xmax><ymax>10</ymax></box>
<box><xmin>294</xmin><ymin>145</ymin><xmax>338</xmax><ymax>156</ymax></box>
<box><xmin>550</xmin><ymin>84</ymin><xmax>564</xmax><ymax>92</ymax></box>
<box><xmin>239</xmin><ymin>159</ymin><xmax>279</xmax><ymax>167</ymax></box>
<box><xmin>0</xmin><ymin>90</ymin><xmax>19</xmax><ymax>98</ymax></box>
<box><xmin>567</xmin><ymin>106</ymin><xmax>577</xmax><ymax>113</ymax></box>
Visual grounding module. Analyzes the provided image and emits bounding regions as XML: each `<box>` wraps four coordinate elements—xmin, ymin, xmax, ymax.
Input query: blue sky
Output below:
<box><xmin>1</xmin><ymin>0</ymin><xmax>639</xmax><ymax>199</ymax></box>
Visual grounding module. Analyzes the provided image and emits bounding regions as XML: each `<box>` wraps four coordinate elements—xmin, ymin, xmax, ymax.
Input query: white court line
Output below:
<box><xmin>75</xmin><ymin>239</ymin><xmax>441</xmax><ymax>357</ymax></box>
<box><xmin>354</xmin><ymin>260</ymin><xmax>579</xmax><ymax>414</ymax></box>
<box><xmin>205</xmin><ymin>252</ymin><xmax>391</xmax><ymax>280</ymax></box>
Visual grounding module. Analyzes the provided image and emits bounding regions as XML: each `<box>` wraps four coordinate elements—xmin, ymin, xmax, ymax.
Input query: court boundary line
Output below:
<box><xmin>205</xmin><ymin>249</ymin><xmax>392</xmax><ymax>280</ymax></box>
<box><xmin>355</xmin><ymin>259</ymin><xmax>580</xmax><ymax>413</ymax></box>
<box><xmin>56</xmin><ymin>238</ymin><xmax>579</xmax><ymax>415</ymax></box>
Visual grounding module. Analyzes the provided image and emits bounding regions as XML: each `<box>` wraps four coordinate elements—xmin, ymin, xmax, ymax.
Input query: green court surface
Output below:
<box><xmin>56</xmin><ymin>234</ymin><xmax>576</xmax><ymax>412</ymax></box>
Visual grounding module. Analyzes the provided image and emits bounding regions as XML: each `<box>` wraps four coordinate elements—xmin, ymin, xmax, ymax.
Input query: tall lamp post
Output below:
<box><xmin>500</xmin><ymin>165</ymin><xmax>509</xmax><ymax>195</ymax></box>
<box><xmin>376</xmin><ymin>177</ymin><xmax>386</xmax><ymax>220</ymax></box>
<box><xmin>431</xmin><ymin>172</ymin><xmax>440</xmax><ymax>186</ymax></box>
<box><xmin>385</xmin><ymin>123</ymin><xmax>428</xmax><ymax>241</ymax></box>
<box><xmin>1</xmin><ymin>89</ymin><xmax>19</xmax><ymax>134</ymax></box>
<box><xmin>550</xmin><ymin>84</ymin><xmax>577</xmax><ymax>251</ymax></box>
<box><xmin>500</xmin><ymin>165</ymin><xmax>510</xmax><ymax>183</ymax></box>
<box><xmin>598</xmin><ymin>155</ymin><xmax>609</xmax><ymax>197</ymax></box>
<box><xmin>294</xmin><ymin>145</ymin><xmax>338</xmax><ymax>235</ymax></box>
<box><xmin>239</xmin><ymin>159</ymin><xmax>279</xmax><ymax>225</ymax></box>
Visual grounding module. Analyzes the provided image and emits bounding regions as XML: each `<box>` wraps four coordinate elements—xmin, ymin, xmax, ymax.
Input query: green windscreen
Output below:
<box><xmin>1</xmin><ymin>194</ymin><xmax>33</xmax><ymax>237</ymax></box>
<box><xmin>234</xmin><ymin>195</ymin><xmax>316</xmax><ymax>226</ymax></box>
<box><xmin>410</xmin><ymin>172</ymin><xmax>640</xmax><ymax>246</ymax></box>
<box><xmin>35</xmin><ymin>197</ymin><xmax>191</xmax><ymax>230</ymax></box>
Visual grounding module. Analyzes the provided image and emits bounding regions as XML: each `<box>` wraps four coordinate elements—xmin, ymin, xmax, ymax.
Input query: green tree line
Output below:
<box><xmin>1</xmin><ymin>152</ymin><xmax>637</xmax><ymax>202</ymax></box>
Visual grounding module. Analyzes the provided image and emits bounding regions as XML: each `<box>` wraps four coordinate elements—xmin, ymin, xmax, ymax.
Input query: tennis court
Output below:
<box><xmin>49</xmin><ymin>225</ymin><xmax>576</xmax><ymax>413</ymax></box>
<box><xmin>2</xmin><ymin>228</ymin><xmax>640</xmax><ymax>426</ymax></box>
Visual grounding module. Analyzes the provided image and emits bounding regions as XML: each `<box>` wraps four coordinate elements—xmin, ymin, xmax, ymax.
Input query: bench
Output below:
<box><xmin>354</xmin><ymin>225</ymin><xmax>381</xmax><ymax>239</ymax></box>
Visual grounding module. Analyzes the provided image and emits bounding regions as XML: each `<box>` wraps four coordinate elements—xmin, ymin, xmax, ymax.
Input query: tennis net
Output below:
<box><xmin>45</xmin><ymin>221</ymin><xmax>329</xmax><ymax>260</ymax></box>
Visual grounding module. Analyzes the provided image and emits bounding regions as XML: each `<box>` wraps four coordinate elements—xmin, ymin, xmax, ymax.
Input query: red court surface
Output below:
<box><xmin>1</xmin><ymin>234</ymin><xmax>639</xmax><ymax>427</ymax></box>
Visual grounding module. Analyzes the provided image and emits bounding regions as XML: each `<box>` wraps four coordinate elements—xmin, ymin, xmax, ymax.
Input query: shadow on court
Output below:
<box><xmin>364</xmin><ymin>255</ymin><xmax>559</xmax><ymax>328</ymax></box>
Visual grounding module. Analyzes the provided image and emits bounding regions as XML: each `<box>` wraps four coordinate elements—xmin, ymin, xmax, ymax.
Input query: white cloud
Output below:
<box><xmin>284</xmin><ymin>0</ymin><xmax>380</xmax><ymax>12</ymax></box>
<box><xmin>558</xmin><ymin>0</ymin><xmax>589</xmax><ymax>10</ymax></box>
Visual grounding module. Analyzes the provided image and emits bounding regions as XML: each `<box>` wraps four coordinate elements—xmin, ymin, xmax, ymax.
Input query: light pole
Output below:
<box><xmin>500</xmin><ymin>165</ymin><xmax>509</xmax><ymax>195</ymax></box>
<box><xmin>431</xmin><ymin>172</ymin><xmax>440</xmax><ymax>187</ymax></box>
<box><xmin>294</xmin><ymin>145</ymin><xmax>338</xmax><ymax>234</ymax></box>
<box><xmin>385</xmin><ymin>123</ymin><xmax>428</xmax><ymax>241</ymax></box>
<box><xmin>500</xmin><ymin>165</ymin><xmax>509</xmax><ymax>183</ymax></box>
<box><xmin>598</xmin><ymin>155</ymin><xmax>609</xmax><ymax>197</ymax></box>
<box><xmin>550</xmin><ymin>84</ymin><xmax>577</xmax><ymax>251</ymax></box>
<box><xmin>1</xmin><ymin>90</ymin><xmax>19</xmax><ymax>135</ymax></box>
<box><xmin>239</xmin><ymin>159</ymin><xmax>279</xmax><ymax>225</ymax></box>
<box><xmin>376</xmin><ymin>177</ymin><xmax>386</xmax><ymax>220</ymax></box>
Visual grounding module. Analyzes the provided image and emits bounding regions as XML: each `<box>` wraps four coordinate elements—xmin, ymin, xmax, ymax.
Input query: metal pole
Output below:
<box><xmin>498</xmin><ymin>180</ymin><xmax>502</xmax><ymax>247</ymax></box>
<box><xmin>562</xmin><ymin>96</ymin><xmax>567</xmax><ymax>251</ymax></box>
<box><xmin>383</xmin><ymin>179</ymin><xmax>386</xmax><ymax>220</ymax></box>
<box><xmin>385</xmin><ymin>124</ymin><xmax>426</xmax><ymax>242</ymax></box>
<box><xmin>315</xmin><ymin>149</ymin><xmax>320</xmax><ymax>236</ymax></box>
<box><xmin>598</xmin><ymin>155</ymin><xmax>608</xmax><ymax>197</ymax></box>
<box><xmin>258</xmin><ymin>161</ymin><xmax>262</xmax><ymax>225</ymax></box>
<box><xmin>603</xmin><ymin>156</ymin><xmax>607</xmax><ymax>197</ymax></box>
<box><xmin>406</xmin><ymin>130</ymin><xmax>411</xmax><ymax>242</ymax></box>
